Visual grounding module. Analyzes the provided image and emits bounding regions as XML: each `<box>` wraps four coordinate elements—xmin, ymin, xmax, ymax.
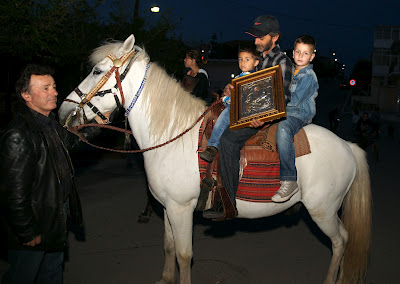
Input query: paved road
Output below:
<box><xmin>1</xmin><ymin>79</ymin><xmax>400</xmax><ymax>283</ymax></box>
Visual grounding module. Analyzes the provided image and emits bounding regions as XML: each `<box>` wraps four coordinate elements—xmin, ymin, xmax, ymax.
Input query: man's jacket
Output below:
<box><xmin>0</xmin><ymin>104</ymin><xmax>84</xmax><ymax>251</ymax></box>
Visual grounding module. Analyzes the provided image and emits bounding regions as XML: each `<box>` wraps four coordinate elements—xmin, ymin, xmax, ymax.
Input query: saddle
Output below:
<box><xmin>197</xmin><ymin>104</ymin><xmax>311</xmax><ymax>214</ymax></box>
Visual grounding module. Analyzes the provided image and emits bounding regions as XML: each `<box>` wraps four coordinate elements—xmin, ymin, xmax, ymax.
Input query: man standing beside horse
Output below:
<box><xmin>0</xmin><ymin>64</ymin><xmax>104</xmax><ymax>283</ymax></box>
<box><xmin>203</xmin><ymin>15</ymin><xmax>294</xmax><ymax>220</ymax></box>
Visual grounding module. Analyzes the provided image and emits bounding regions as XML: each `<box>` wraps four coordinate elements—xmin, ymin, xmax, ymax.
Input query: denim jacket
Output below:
<box><xmin>286</xmin><ymin>64</ymin><xmax>318</xmax><ymax>124</ymax></box>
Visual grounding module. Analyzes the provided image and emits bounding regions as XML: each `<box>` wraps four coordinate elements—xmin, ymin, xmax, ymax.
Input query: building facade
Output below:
<box><xmin>355</xmin><ymin>25</ymin><xmax>400</xmax><ymax>113</ymax></box>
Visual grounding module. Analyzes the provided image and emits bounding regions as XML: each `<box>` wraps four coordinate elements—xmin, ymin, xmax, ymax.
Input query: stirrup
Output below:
<box><xmin>211</xmin><ymin>186</ymin><xmax>237</xmax><ymax>221</ymax></box>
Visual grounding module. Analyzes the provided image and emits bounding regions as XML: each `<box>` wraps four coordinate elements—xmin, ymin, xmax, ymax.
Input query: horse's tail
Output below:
<box><xmin>341</xmin><ymin>142</ymin><xmax>372</xmax><ymax>283</ymax></box>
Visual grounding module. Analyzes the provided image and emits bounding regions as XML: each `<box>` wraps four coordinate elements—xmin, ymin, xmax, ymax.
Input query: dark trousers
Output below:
<box><xmin>2</xmin><ymin>250</ymin><xmax>64</xmax><ymax>284</ymax></box>
<box><xmin>218</xmin><ymin>126</ymin><xmax>260</xmax><ymax>205</ymax></box>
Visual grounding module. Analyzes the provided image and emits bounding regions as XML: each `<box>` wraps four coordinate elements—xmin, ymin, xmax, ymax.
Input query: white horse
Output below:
<box><xmin>59</xmin><ymin>35</ymin><xmax>372</xmax><ymax>284</ymax></box>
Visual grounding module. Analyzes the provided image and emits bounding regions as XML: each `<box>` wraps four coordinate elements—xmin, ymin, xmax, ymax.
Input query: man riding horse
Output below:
<box><xmin>203</xmin><ymin>15</ymin><xmax>294</xmax><ymax>220</ymax></box>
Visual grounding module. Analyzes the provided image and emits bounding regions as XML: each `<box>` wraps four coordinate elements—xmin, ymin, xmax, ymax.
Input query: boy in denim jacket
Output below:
<box><xmin>272</xmin><ymin>35</ymin><xmax>319</xmax><ymax>202</ymax></box>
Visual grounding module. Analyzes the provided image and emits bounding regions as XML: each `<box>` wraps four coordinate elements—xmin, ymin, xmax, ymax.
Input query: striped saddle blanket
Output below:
<box><xmin>198</xmin><ymin>109</ymin><xmax>311</xmax><ymax>202</ymax></box>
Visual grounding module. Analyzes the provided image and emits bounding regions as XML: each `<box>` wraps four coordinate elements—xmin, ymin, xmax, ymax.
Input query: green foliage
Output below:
<box><xmin>103</xmin><ymin>4</ymin><xmax>188</xmax><ymax>76</ymax></box>
<box><xmin>0</xmin><ymin>0</ymin><xmax>189</xmax><ymax>96</ymax></box>
<box><xmin>0</xmin><ymin>0</ymin><xmax>99</xmax><ymax>64</ymax></box>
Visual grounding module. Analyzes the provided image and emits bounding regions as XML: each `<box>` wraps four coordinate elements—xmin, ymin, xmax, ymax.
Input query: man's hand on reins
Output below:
<box><xmin>94</xmin><ymin>112</ymin><xmax>112</xmax><ymax>124</ymax></box>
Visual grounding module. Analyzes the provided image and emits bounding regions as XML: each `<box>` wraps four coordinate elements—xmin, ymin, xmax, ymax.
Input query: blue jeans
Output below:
<box><xmin>2</xmin><ymin>250</ymin><xmax>64</xmax><ymax>284</ymax></box>
<box><xmin>207</xmin><ymin>105</ymin><xmax>230</xmax><ymax>149</ymax></box>
<box><xmin>276</xmin><ymin>116</ymin><xmax>306</xmax><ymax>181</ymax></box>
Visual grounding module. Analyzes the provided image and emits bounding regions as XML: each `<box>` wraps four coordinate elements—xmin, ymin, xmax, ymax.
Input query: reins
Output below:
<box><xmin>68</xmin><ymin>99</ymin><xmax>222</xmax><ymax>153</ymax></box>
<box><xmin>65</xmin><ymin>47</ymin><xmax>223</xmax><ymax>154</ymax></box>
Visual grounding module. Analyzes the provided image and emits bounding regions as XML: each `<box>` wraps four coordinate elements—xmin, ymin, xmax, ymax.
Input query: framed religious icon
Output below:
<box><xmin>230</xmin><ymin>65</ymin><xmax>286</xmax><ymax>130</ymax></box>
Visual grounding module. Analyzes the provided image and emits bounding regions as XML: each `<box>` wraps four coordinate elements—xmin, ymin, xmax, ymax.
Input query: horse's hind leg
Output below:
<box><xmin>310</xmin><ymin>213</ymin><xmax>348</xmax><ymax>284</ymax></box>
<box><xmin>337</xmin><ymin>220</ymin><xmax>349</xmax><ymax>283</ymax></box>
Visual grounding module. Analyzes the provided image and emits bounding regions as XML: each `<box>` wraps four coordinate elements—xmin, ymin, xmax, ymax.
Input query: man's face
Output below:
<box><xmin>254</xmin><ymin>34</ymin><xmax>273</xmax><ymax>53</ymax></box>
<box><xmin>22</xmin><ymin>75</ymin><xmax>58</xmax><ymax>117</ymax></box>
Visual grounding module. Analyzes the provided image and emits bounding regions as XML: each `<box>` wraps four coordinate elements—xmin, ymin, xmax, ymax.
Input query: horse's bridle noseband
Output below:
<box><xmin>64</xmin><ymin>49</ymin><xmax>136</xmax><ymax>126</ymax></box>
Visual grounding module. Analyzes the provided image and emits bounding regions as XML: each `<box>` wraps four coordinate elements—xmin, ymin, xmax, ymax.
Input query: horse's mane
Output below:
<box><xmin>89</xmin><ymin>40</ymin><xmax>207</xmax><ymax>142</ymax></box>
<box><xmin>140</xmin><ymin>56</ymin><xmax>207</xmax><ymax>142</ymax></box>
<box><xmin>143</xmin><ymin>63</ymin><xmax>205</xmax><ymax>142</ymax></box>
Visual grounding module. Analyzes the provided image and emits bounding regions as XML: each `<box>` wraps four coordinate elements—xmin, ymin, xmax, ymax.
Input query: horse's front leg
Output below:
<box><xmin>157</xmin><ymin>209</ymin><xmax>177</xmax><ymax>284</ymax></box>
<box><xmin>164</xmin><ymin>202</ymin><xmax>195</xmax><ymax>284</ymax></box>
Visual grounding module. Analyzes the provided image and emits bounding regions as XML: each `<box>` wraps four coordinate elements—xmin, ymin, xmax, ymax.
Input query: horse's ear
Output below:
<box><xmin>121</xmin><ymin>34</ymin><xmax>135</xmax><ymax>53</ymax></box>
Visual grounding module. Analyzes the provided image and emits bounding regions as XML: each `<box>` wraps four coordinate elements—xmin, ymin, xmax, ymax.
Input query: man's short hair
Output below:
<box><xmin>15</xmin><ymin>64</ymin><xmax>54</xmax><ymax>101</ymax></box>
<box><xmin>238</xmin><ymin>47</ymin><xmax>260</xmax><ymax>61</ymax></box>
<box><xmin>294</xmin><ymin>35</ymin><xmax>316</xmax><ymax>53</ymax></box>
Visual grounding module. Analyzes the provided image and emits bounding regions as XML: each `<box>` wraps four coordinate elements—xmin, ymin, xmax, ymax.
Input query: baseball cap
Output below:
<box><xmin>246</xmin><ymin>15</ymin><xmax>280</xmax><ymax>38</ymax></box>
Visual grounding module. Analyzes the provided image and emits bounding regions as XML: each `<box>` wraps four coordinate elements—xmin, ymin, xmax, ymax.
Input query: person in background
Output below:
<box><xmin>355</xmin><ymin>112</ymin><xmax>378</xmax><ymax>150</ymax></box>
<box><xmin>0</xmin><ymin>64</ymin><xmax>102</xmax><ymax>283</ymax></box>
<box><xmin>352</xmin><ymin>108</ymin><xmax>360</xmax><ymax>133</ymax></box>
<box><xmin>200</xmin><ymin>47</ymin><xmax>260</xmax><ymax>162</ymax></box>
<box><xmin>182</xmin><ymin>49</ymin><xmax>211</xmax><ymax>103</ymax></box>
<box><xmin>271</xmin><ymin>35</ymin><xmax>319</xmax><ymax>202</ymax></box>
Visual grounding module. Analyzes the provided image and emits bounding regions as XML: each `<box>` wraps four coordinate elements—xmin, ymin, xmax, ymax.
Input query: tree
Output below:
<box><xmin>0</xmin><ymin>0</ymin><xmax>101</xmax><ymax>63</ymax></box>
<box><xmin>0</xmin><ymin>0</ymin><xmax>188</xmax><ymax>109</ymax></box>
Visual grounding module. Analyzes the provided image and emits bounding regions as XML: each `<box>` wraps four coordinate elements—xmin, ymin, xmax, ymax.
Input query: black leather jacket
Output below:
<box><xmin>0</xmin><ymin>104</ymin><xmax>84</xmax><ymax>251</ymax></box>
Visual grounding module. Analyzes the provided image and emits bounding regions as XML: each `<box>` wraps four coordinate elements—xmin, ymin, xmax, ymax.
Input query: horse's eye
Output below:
<box><xmin>93</xmin><ymin>69</ymin><xmax>102</xmax><ymax>75</ymax></box>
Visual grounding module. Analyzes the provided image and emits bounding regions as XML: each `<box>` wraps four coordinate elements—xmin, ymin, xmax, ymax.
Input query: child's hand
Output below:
<box><xmin>223</xmin><ymin>84</ymin><xmax>234</xmax><ymax>97</ymax></box>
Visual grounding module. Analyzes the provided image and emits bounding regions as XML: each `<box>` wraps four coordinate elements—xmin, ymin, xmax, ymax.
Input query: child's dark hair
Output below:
<box><xmin>186</xmin><ymin>50</ymin><xmax>207</xmax><ymax>67</ymax></box>
<box><xmin>238</xmin><ymin>47</ymin><xmax>260</xmax><ymax>61</ymax></box>
<box><xmin>15</xmin><ymin>64</ymin><xmax>54</xmax><ymax>102</ymax></box>
<box><xmin>294</xmin><ymin>35</ymin><xmax>316</xmax><ymax>53</ymax></box>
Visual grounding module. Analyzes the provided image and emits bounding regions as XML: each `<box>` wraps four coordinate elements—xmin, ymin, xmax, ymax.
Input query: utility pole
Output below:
<box><xmin>134</xmin><ymin>0</ymin><xmax>140</xmax><ymax>19</ymax></box>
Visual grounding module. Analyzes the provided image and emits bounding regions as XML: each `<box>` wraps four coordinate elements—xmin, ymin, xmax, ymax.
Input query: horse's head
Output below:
<box><xmin>59</xmin><ymin>34</ymin><xmax>146</xmax><ymax>127</ymax></box>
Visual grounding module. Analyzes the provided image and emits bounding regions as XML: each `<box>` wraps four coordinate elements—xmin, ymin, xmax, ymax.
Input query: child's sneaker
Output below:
<box><xmin>199</xmin><ymin>146</ymin><xmax>218</xmax><ymax>163</ymax></box>
<box><xmin>271</xmin><ymin>181</ymin><xmax>299</xmax><ymax>202</ymax></box>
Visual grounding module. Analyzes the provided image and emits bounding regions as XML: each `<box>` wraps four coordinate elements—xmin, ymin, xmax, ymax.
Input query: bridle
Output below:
<box><xmin>63</xmin><ymin>49</ymin><xmax>136</xmax><ymax>127</ymax></box>
<box><xmin>64</xmin><ymin>48</ymin><xmax>222</xmax><ymax>154</ymax></box>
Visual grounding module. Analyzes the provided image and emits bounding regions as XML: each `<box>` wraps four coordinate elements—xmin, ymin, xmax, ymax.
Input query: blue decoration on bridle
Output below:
<box><xmin>125</xmin><ymin>63</ymin><xmax>151</xmax><ymax>117</ymax></box>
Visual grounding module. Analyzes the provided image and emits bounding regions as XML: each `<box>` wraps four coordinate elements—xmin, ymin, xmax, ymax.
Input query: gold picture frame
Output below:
<box><xmin>230</xmin><ymin>65</ymin><xmax>286</xmax><ymax>130</ymax></box>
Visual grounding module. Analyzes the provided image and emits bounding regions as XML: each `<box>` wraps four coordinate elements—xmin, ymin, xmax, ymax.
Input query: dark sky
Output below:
<box><xmin>97</xmin><ymin>0</ymin><xmax>400</xmax><ymax>76</ymax></box>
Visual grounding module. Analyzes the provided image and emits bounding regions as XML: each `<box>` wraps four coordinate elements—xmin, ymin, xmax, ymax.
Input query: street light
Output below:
<box><xmin>150</xmin><ymin>5</ymin><xmax>160</xmax><ymax>12</ymax></box>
